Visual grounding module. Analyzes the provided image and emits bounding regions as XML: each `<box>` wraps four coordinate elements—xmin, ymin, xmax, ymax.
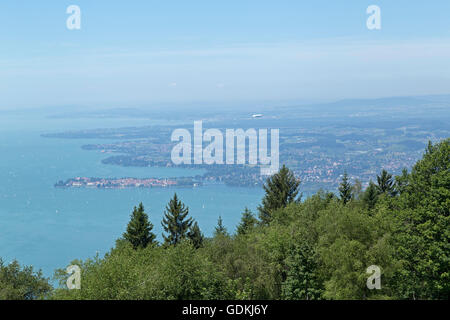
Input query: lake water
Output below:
<box><xmin>0</xmin><ymin>112</ymin><xmax>264</xmax><ymax>278</ymax></box>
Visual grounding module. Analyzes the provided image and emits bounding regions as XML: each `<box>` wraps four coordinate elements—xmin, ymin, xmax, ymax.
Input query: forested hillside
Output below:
<box><xmin>2</xmin><ymin>139</ymin><xmax>448</xmax><ymax>300</ymax></box>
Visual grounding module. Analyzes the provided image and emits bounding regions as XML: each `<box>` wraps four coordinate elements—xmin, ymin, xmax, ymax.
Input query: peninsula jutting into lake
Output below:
<box><xmin>54</xmin><ymin>177</ymin><xmax>200</xmax><ymax>189</ymax></box>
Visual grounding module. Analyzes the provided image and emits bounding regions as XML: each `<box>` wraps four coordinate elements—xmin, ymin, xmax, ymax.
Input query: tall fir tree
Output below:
<box><xmin>395</xmin><ymin>168</ymin><xmax>409</xmax><ymax>195</ymax></box>
<box><xmin>363</xmin><ymin>180</ymin><xmax>379</xmax><ymax>210</ymax></box>
<box><xmin>338</xmin><ymin>171</ymin><xmax>352</xmax><ymax>205</ymax></box>
<box><xmin>258</xmin><ymin>165</ymin><xmax>301</xmax><ymax>225</ymax></box>
<box><xmin>236</xmin><ymin>208</ymin><xmax>257</xmax><ymax>236</ymax></box>
<box><xmin>161</xmin><ymin>193</ymin><xmax>193</xmax><ymax>246</ymax></box>
<box><xmin>376</xmin><ymin>169</ymin><xmax>395</xmax><ymax>196</ymax></box>
<box><xmin>214</xmin><ymin>216</ymin><xmax>228</xmax><ymax>237</ymax></box>
<box><xmin>187</xmin><ymin>221</ymin><xmax>204</xmax><ymax>249</ymax></box>
<box><xmin>123</xmin><ymin>203</ymin><xmax>156</xmax><ymax>249</ymax></box>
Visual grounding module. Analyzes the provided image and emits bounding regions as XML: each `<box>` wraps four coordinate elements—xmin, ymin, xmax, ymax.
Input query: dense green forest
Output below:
<box><xmin>1</xmin><ymin>139</ymin><xmax>448</xmax><ymax>300</ymax></box>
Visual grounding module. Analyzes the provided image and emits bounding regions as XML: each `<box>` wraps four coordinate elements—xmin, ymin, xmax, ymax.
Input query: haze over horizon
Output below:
<box><xmin>1</xmin><ymin>0</ymin><xmax>450</xmax><ymax>109</ymax></box>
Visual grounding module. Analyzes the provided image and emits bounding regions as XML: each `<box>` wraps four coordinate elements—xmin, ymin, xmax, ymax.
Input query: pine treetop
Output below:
<box><xmin>339</xmin><ymin>171</ymin><xmax>352</xmax><ymax>205</ymax></box>
<box><xmin>214</xmin><ymin>216</ymin><xmax>228</xmax><ymax>237</ymax></box>
<box><xmin>162</xmin><ymin>193</ymin><xmax>193</xmax><ymax>246</ymax></box>
<box><xmin>123</xmin><ymin>202</ymin><xmax>156</xmax><ymax>249</ymax></box>
<box><xmin>258</xmin><ymin>165</ymin><xmax>301</xmax><ymax>225</ymax></box>
<box><xmin>237</xmin><ymin>208</ymin><xmax>257</xmax><ymax>235</ymax></box>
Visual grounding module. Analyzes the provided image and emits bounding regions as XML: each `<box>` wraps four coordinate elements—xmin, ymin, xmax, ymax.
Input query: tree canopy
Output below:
<box><xmin>0</xmin><ymin>259</ymin><xmax>52</xmax><ymax>300</ymax></box>
<box><xmin>258</xmin><ymin>165</ymin><xmax>301</xmax><ymax>225</ymax></box>
<box><xmin>161</xmin><ymin>193</ymin><xmax>193</xmax><ymax>246</ymax></box>
<box><xmin>123</xmin><ymin>203</ymin><xmax>156</xmax><ymax>249</ymax></box>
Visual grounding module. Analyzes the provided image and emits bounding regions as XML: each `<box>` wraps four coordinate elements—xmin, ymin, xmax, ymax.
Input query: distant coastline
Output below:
<box><xmin>55</xmin><ymin>177</ymin><xmax>200</xmax><ymax>189</ymax></box>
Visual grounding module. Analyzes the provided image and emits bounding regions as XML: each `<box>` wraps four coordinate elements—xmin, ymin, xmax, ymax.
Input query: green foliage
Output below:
<box><xmin>153</xmin><ymin>242</ymin><xmax>232</xmax><ymax>299</ymax></box>
<box><xmin>203</xmin><ymin>227</ymin><xmax>283</xmax><ymax>299</ymax></box>
<box><xmin>394</xmin><ymin>168</ymin><xmax>409</xmax><ymax>195</ymax></box>
<box><xmin>214</xmin><ymin>216</ymin><xmax>228</xmax><ymax>237</ymax></box>
<box><xmin>51</xmin><ymin>242</ymin><xmax>232</xmax><ymax>300</ymax></box>
<box><xmin>258</xmin><ymin>165</ymin><xmax>301</xmax><ymax>225</ymax></box>
<box><xmin>316</xmin><ymin>205</ymin><xmax>398</xmax><ymax>299</ymax></box>
<box><xmin>388</xmin><ymin>139</ymin><xmax>449</xmax><ymax>300</ymax></box>
<box><xmin>0</xmin><ymin>259</ymin><xmax>52</xmax><ymax>300</ymax></box>
<box><xmin>236</xmin><ymin>208</ymin><xmax>257</xmax><ymax>236</ymax></box>
<box><xmin>376</xmin><ymin>169</ymin><xmax>396</xmax><ymax>196</ymax></box>
<box><xmin>338</xmin><ymin>171</ymin><xmax>352</xmax><ymax>205</ymax></box>
<box><xmin>281</xmin><ymin>242</ymin><xmax>323</xmax><ymax>300</ymax></box>
<box><xmin>363</xmin><ymin>181</ymin><xmax>379</xmax><ymax>210</ymax></box>
<box><xmin>187</xmin><ymin>221</ymin><xmax>204</xmax><ymax>249</ymax></box>
<box><xmin>123</xmin><ymin>203</ymin><xmax>156</xmax><ymax>249</ymax></box>
<box><xmin>162</xmin><ymin>193</ymin><xmax>193</xmax><ymax>246</ymax></box>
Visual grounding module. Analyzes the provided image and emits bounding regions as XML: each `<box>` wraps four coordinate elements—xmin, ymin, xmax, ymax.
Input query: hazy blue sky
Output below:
<box><xmin>1</xmin><ymin>0</ymin><xmax>449</xmax><ymax>109</ymax></box>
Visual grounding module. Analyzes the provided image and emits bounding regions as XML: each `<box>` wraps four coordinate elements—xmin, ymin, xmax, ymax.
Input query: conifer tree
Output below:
<box><xmin>363</xmin><ymin>181</ymin><xmax>379</xmax><ymax>210</ymax></box>
<box><xmin>395</xmin><ymin>168</ymin><xmax>409</xmax><ymax>195</ymax></box>
<box><xmin>236</xmin><ymin>208</ymin><xmax>257</xmax><ymax>236</ymax></box>
<box><xmin>123</xmin><ymin>203</ymin><xmax>156</xmax><ymax>249</ymax></box>
<box><xmin>161</xmin><ymin>193</ymin><xmax>193</xmax><ymax>246</ymax></box>
<box><xmin>214</xmin><ymin>216</ymin><xmax>228</xmax><ymax>237</ymax></box>
<box><xmin>258</xmin><ymin>165</ymin><xmax>301</xmax><ymax>225</ymax></box>
<box><xmin>187</xmin><ymin>221</ymin><xmax>204</xmax><ymax>249</ymax></box>
<box><xmin>338</xmin><ymin>171</ymin><xmax>352</xmax><ymax>205</ymax></box>
<box><xmin>376</xmin><ymin>169</ymin><xmax>395</xmax><ymax>196</ymax></box>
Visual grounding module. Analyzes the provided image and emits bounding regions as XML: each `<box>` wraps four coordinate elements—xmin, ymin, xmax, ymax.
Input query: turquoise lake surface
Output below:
<box><xmin>0</xmin><ymin>113</ymin><xmax>264</xmax><ymax>278</ymax></box>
